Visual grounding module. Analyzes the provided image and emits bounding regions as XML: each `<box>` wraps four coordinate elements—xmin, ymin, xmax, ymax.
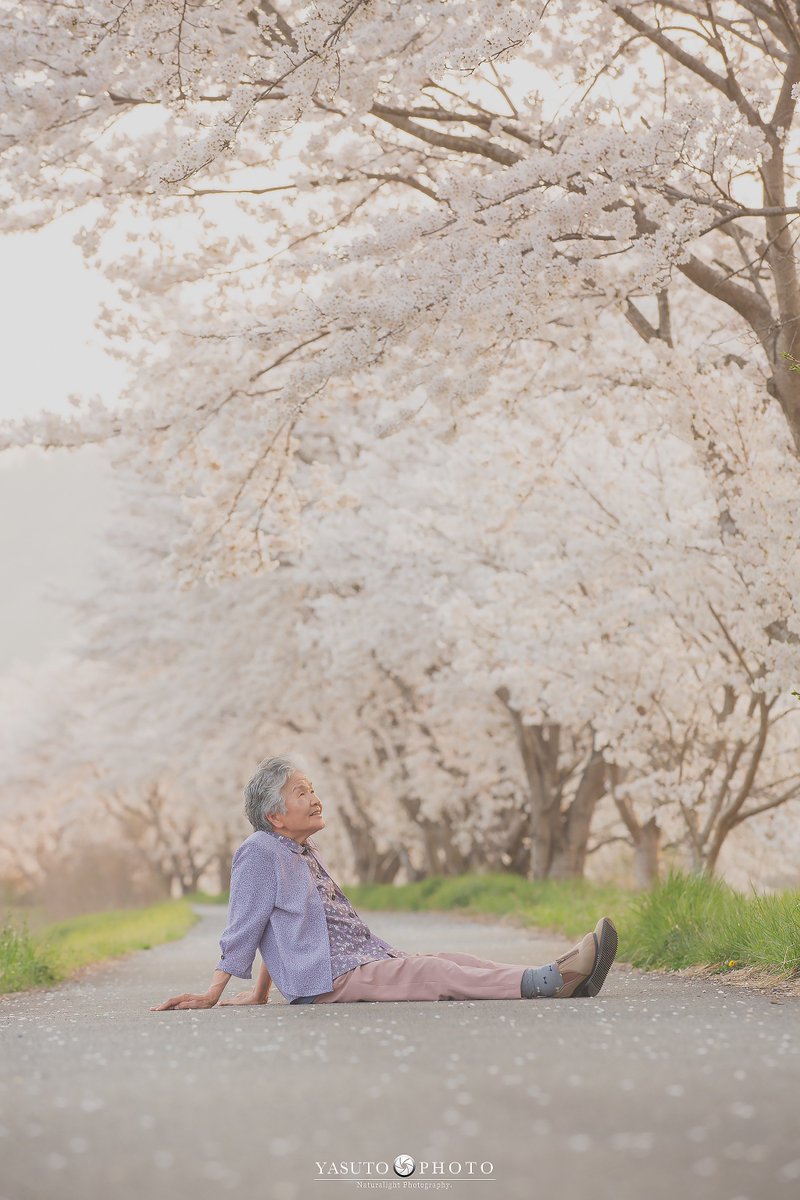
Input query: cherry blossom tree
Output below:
<box><xmin>3</xmin><ymin>376</ymin><xmax>799</xmax><ymax>889</ymax></box>
<box><xmin>2</xmin><ymin>2</ymin><xmax>800</xmax><ymax>892</ymax></box>
<box><xmin>284</xmin><ymin>323</ymin><xmax>800</xmax><ymax>882</ymax></box>
<box><xmin>4</xmin><ymin>1</ymin><xmax>800</xmax><ymax>565</ymax></box>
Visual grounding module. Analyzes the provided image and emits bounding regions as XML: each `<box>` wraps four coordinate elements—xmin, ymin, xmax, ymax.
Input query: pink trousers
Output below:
<box><xmin>313</xmin><ymin>950</ymin><xmax>531</xmax><ymax>1003</ymax></box>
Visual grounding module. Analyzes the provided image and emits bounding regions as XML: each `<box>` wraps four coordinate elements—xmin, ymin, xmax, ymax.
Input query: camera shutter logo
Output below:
<box><xmin>393</xmin><ymin>1155</ymin><xmax>415</xmax><ymax>1177</ymax></box>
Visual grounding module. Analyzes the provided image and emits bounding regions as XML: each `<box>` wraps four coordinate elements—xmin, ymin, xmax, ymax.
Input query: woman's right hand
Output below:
<box><xmin>150</xmin><ymin>992</ymin><xmax>218</xmax><ymax>1010</ymax></box>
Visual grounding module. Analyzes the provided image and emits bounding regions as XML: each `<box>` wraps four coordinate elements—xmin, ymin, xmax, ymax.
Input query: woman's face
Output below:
<box><xmin>268</xmin><ymin>771</ymin><xmax>325</xmax><ymax>843</ymax></box>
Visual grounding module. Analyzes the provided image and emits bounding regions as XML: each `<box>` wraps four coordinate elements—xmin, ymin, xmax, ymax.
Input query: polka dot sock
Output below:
<box><xmin>520</xmin><ymin>963</ymin><xmax>563</xmax><ymax>998</ymax></box>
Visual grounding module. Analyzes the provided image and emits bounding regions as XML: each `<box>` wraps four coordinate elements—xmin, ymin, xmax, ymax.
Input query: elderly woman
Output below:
<box><xmin>152</xmin><ymin>756</ymin><xmax>618</xmax><ymax>1010</ymax></box>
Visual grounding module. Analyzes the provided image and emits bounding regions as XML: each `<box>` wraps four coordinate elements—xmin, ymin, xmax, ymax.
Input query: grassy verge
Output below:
<box><xmin>623</xmin><ymin>870</ymin><xmax>800</xmax><ymax>979</ymax></box>
<box><xmin>347</xmin><ymin>873</ymin><xmax>633</xmax><ymax>940</ymax></box>
<box><xmin>347</xmin><ymin>869</ymin><xmax>800</xmax><ymax>982</ymax></box>
<box><xmin>186</xmin><ymin>889</ymin><xmax>228</xmax><ymax>905</ymax></box>
<box><xmin>0</xmin><ymin>899</ymin><xmax>198</xmax><ymax>996</ymax></box>
<box><xmin>100</xmin><ymin>871</ymin><xmax>800</xmax><ymax>987</ymax></box>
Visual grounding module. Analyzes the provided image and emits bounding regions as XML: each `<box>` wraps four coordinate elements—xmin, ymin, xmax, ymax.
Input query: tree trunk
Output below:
<box><xmin>503</xmin><ymin>704</ymin><xmax>560</xmax><ymax>879</ymax></box>
<box><xmin>216</xmin><ymin>844</ymin><xmax>234</xmax><ymax>894</ymax></box>
<box><xmin>632</xmin><ymin>815</ymin><xmax>662</xmax><ymax>889</ymax></box>
<box><xmin>548</xmin><ymin>750</ymin><xmax>607</xmax><ymax>879</ymax></box>
<box><xmin>340</xmin><ymin>777</ymin><xmax>403</xmax><ymax>884</ymax></box>
<box><xmin>496</xmin><ymin>688</ymin><xmax>605</xmax><ymax>880</ymax></box>
<box><xmin>503</xmin><ymin>810</ymin><xmax>532</xmax><ymax>875</ymax></box>
<box><xmin>397</xmin><ymin>843</ymin><xmax>426</xmax><ymax>883</ymax></box>
<box><xmin>608</xmin><ymin>765</ymin><xmax>663</xmax><ymax>888</ymax></box>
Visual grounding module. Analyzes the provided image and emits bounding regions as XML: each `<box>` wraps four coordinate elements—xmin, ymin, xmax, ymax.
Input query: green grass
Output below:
<box><xmin>0</xmin><ymin>899</ymin><xmax>198</xmax><ymax>995</ymax></box>
<box><xmin>0</xmin><ymin>922</ymin><xmax>58</xmax><ymax>993</ymax></box>
<box><xmin>347</xmin><ymin>869</ymin><xmax>800</xmax><ymax>980</ymax></box>
<box><xmin>185</xmin><ymin>889</ymin><xmax>228</xmax><ymax>905</ymax></box>
<box><xmin>347</xmin><ymin>873</ymin><xmax>634</xmax><ymax>939</ymax></box>
<box><xmin>624</xmin><ymin>869</ymin><xmax>800</xmax><ymax>977</ymax></box>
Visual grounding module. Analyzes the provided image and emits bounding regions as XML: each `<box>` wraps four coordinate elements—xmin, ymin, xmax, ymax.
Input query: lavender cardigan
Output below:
<box><xmin>216</xmin><ymin>830</ymin><xmax>391</xmax><ymax>1003</ymax></box>
<box><xmin>215</xmin><ymin>831</ymin><xmax>335</xmax><ymax>1001</ymax></box>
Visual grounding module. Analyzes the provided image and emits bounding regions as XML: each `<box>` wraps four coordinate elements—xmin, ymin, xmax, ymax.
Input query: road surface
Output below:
<box><xmin>1</xmin><ymin>904</ymin><xmax>798</xmax><ymax>1200</ymax></box>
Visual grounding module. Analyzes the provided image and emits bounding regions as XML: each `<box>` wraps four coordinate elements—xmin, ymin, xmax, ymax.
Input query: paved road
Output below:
<box><xmin>1</xmin><ymin>905</ymin><xmax>798</xmax><ymax>1200</ymax></box>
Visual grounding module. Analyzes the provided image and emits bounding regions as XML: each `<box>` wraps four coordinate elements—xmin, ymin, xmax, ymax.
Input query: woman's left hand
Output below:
<box><xmin>218</xmin><ymin>989</ymin><xmax>269</xmax><ymax>1005</ymax></box>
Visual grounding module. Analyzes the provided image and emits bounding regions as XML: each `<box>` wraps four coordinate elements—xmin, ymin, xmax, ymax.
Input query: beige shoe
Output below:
<box><xmin>554</xmin><ymin>916</ymin><xmax>618</xmax><ymax>999</ymax></box>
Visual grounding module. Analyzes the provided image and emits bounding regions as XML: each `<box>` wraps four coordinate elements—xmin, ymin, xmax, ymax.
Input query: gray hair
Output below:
<box><xmin>243</xmin><ymin>755</ymin><xmax>299</xmax><ymax>833</ymax></box>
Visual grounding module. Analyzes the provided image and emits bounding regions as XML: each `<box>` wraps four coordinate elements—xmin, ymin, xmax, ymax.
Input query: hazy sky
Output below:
<box><xmin>0</xmin><ymin>213</ymin><xmax>125</xmax><ymax>674</ymax></box>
